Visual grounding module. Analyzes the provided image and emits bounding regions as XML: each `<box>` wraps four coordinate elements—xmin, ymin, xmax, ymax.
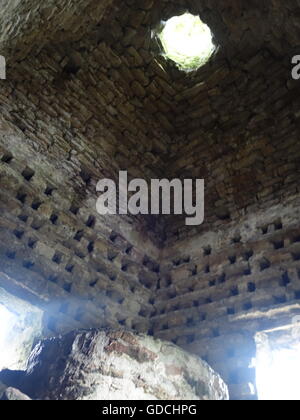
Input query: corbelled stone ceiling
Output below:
<box><xmin>1</xmin><ymin>0</ymin><xmax>300</xmax><ymax>241</ymax></box>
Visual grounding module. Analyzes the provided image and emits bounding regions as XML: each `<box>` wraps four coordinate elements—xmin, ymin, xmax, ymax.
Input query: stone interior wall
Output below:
<box><xmin>154</xmin><ymin>197</ymin><xmax>300</xmax><ymax>399</ymax></box>
<box><xmin>0</xmin><ymin>0</ymin><xmax>300</xmax><ymax>400</ymax></box>
<box><xmin>0</xmin><ymin>67</ymin><xmax>164</xmax><ymax>336</ymax></box>
<box><xmin>0</xmin><ymin>131</ymin><xmax>160</xmax><ymax>337</ymax></box>
<box><xmin>0</xmin><ymin>0</ymin><xmax>171</xmax><ymax>337</ymax></box>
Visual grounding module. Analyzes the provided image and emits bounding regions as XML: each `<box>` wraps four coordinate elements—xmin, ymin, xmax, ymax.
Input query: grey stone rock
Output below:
<box><xmin>0</xmin><ymin>382</ymin><xmax>31</xmax><ymax>400</ymax></box>
<box><xmin>21</xmin><ymin>329</ymin><xmax>228</xmax><ymax>400</ymax></box>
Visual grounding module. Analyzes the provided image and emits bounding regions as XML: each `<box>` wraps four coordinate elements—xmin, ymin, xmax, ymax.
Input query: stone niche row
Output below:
<box><xmin>0</xmin><ymin>146</ymin><xmax>161</xmax><ymax>335</ymax></box>
<box><xmin>150</xmin><ymin>221</ymin><xmax>300</xmax><ymax>341</ymax></box>
<box><xmin>152</xmin><ymin>266</ymin><xmax>300</xmax><ymax>341</ymax></box>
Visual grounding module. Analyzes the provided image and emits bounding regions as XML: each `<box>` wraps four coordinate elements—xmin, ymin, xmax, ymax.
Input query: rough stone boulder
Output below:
<box><xmin>20</xmin><ymin>329</ymin><xmax>228</xmax><ymax>400</ymax></box>
<box><xmin>0</xmin><ymin>382</ymin><xmax>31</xmax><ymax>400</ymax></box>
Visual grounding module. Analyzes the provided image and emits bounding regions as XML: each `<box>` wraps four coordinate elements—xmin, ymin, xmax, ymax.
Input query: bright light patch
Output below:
<box><xmin>159</xmin><ymin>13</ymin><xmax>215</xmax><ymax>71</ymax></box>
<box><xmin>256</xmin><ymin>347</ymin><xmax>300</xmax><ymax>400</ymax></box>
<box><xmin>0</xmin><ymin>288</ymin><xmax>43</xmax><ymax>371</ymax></box>
<box><xmin>0</xmin><ymin>304</ymin><xmax>16</xmax><ymax>370</ymax></box>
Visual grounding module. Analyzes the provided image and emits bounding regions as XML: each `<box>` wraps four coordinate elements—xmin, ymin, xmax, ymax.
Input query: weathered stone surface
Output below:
<box><xmin>20</xmin><ymin>329</ymin><xmax>228</xmax><ymax>400</ymax></box>
<box><xmin>0</xmin><ymin>382</ymin><xmax>31</xmax><ymax>400</ymax></box>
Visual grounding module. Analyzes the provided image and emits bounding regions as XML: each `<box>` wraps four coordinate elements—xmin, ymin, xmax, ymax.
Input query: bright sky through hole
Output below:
<box><xmin>159</xmin><ymin>13</ymin><xmax>215</xmax><ymax>71</ymax></box>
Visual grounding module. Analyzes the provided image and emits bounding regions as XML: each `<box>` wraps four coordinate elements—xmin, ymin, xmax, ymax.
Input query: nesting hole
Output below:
<box><xmin>22</xmin><ymin>167</ymin><xmax>35</xmax><ymax>182</ymax></box>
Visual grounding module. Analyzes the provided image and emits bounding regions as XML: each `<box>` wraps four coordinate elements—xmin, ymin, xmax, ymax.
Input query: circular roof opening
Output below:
<box><xmin>158</xmin><ymin>13</ymin><xmax>215</xmax><ymax>72</ymax></box>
